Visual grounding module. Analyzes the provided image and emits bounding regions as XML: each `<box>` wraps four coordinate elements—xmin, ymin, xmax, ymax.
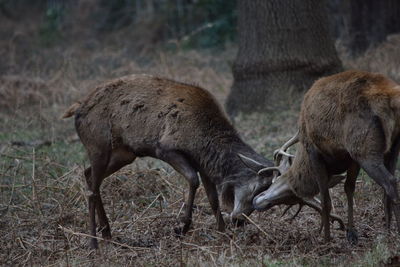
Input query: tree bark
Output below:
<box><xmin>342</xmin><ymin>0</ymin><xmax>400</xmax><ymax>56</ymax></box>
<box><xmin>226</xmin><ymin>0</ymin><xmax>342</xmax><ymax>116</ymax></box>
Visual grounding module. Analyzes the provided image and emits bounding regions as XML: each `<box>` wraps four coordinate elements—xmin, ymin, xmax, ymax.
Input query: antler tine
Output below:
<box><xmin>289</xmin><ymin>204</ymin><xmax>304</xmax><ymax>220</ymax></box>
<box><xmin>281</xmin><ymin>203</ymin><xmax>304</xmax><ymax>221</ymax></box>
<box><xmin>258</xmin><ymin>166</ymin><xmax>281</xmax><ymax>176</ymax></box>
<box><xmin>274</xmin><ymin>150</ymin><xmax>295</xmax><ymax>159</ymax></box>
<box><xmin>302</xmin><ymin>198</ymin><xmax>345</xmax><ymax>231</ymax></box>
<box><xmin>313</xmin><ymin>196</ymin><xmax>321</xmax><ymax>204</ymax></box>
<box><xmin>273</xmin><ymin>130</ymin><xmax>299</xmax><ymax>162</ymax></box>
<box><xmin>281</xmin><ymin>205</ymin><xmax>294</xmax><ymax>217</ymax></box>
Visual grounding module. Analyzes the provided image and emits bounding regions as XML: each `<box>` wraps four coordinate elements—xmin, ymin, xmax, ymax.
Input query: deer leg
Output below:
<box><xmin>384</xmin><ymin>193</ymin><xmax>393</xmax><ymax>230</ymax></box>
<box><xmin>86</xmin><ymin>149</ymin><xmax>136</xmax><ymax>239</ymax></box>
<box><xmin>85</xmin><ymin>151</ymin><xmax>110</xmax><ymax>249</ymax></box>
<box><xmin>383</xmin><ymin>137</ymin><xmax>400</xmax><ymax>230</ymax></box>
<box><xmin>344</xmin><ymin>162</ymin><xmax>360</xmax><ymax>245</ymax></box>
<box><xmin>200</xmin><ymin>175</ymin><xmax>225</xmax><ymax>232</ymax></box>
<box><xmin>392</xmin><ymin>184</ymin><xmax>400</xmax><ymax>234</ymax></box>
<box><xmin>157</xmin><ymin>149</ymin><xmax>199</xmax><ymax>235</ymax></box>
<box><xmin>359</xmin><ymin>160</ymin><xmax>400</xmax><ymax>234</ymax></box>
<box><xmin>85</xmin><ymin>149</ymin><xmax>136</xmax><ymax>240</ymax></box>
<box><xmin>84</xmin><ymin>167</ymin><xmax>112</xmax><ymax>239</ymax></box>
<box><xmin>309</xmin><ymin>150</ymin><xmax>332</xmax><ymax>242</ymax></box>
<box><xmin>320</xmin><ymin>188</ymin><xmax>332</xmax><ymax>242</ymax></box>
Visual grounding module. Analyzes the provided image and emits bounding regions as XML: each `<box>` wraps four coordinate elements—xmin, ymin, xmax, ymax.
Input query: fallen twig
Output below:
<box><xmin>133</xmin><ymin>194</ymin><xmax>161</xmax><ymax>223</ymax></box>
<box><xmin>11</xmin><ymin>140</ymin><xmax>52</xmax><ymax>149</ymax></box>
<box><xmin>58</xmin><ymin>225</ymin><xmax>153</xmax><ymax>251</ymax></box>
<box><xmin>241</xmin><ymin>213</ymin><xmax>269</xmax><ymax>237</ymax></box>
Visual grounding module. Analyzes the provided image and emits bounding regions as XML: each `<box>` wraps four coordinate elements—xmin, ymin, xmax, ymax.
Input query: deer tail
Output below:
<box><xmin>61</xmin><ymin>102</ymin><xmax>81</xmax><ymax>119</ymax></box>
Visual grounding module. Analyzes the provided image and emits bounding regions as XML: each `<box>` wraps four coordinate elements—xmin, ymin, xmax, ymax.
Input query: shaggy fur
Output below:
<box><xmin>63</xmin><ymin>74</ymin><xmax>273</xmax><ymax>248</ymax></box>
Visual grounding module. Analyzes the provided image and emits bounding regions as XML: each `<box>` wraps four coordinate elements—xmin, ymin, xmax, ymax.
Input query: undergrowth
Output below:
<box><xmin>1</xmin><ymin>21</ymin><xmax>400</xmax><ymax>266</ymax></box>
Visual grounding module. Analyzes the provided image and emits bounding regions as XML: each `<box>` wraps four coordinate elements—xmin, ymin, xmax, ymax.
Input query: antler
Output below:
<box><xmin>257</xmin><ymin>166</ymin><xmax>281</xmax><ymax>176</ymax></box>
<box><xmin>275</xmin><ymin>150</ymin><xmax>295</xmax><ymax>159</ymax></box>
<box><xmin>273</xmin><ymin>130</ymin><xmax>299</xmax><ymax>164</ymax></box>
<box><xmin>281</xmin><ymin>203</ymin><xmax>304</xmax><ymax>221</ymax></box>
<box><xmin>258</xmin><ymin>161</ymin><xmax>291</xmax><ymax>183</ymax></box>
<box><xmin>302</xmin><ymin>198</ymin><xmax>345</xmax><ymax>231</ymax></box>
<box><xmin>279</xmin><ymin>197</ymin><xmax>345</xmax><ymax>231</ymax></box>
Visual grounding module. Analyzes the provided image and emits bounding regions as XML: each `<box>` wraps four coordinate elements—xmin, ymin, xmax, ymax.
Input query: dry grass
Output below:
<box><xmin>339</xmin><ymin>33</ymin><xmax>400</xmax><ymax>83</ymax></box>
<box><xmin>1</xmin><ymin>28</ymin><xmax>400</xmax><ymax>266</ymax></box>
<box><xmin>1</xmin><ymin>140</ymin><xmax>400</xmax><ymax>266</ymax></box>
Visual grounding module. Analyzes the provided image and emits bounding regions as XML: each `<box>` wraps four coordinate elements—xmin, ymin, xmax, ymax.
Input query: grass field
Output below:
<box><xmin>1</xmin><ymin>30</ymin><xmax>400</xmax><ymax>266</ymax></box>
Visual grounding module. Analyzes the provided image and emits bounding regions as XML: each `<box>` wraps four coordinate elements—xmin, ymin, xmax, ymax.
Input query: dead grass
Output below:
<box><xmin>0</xmin><ymin>75</ymin><xmax>54</xmax><ymax>111</ymax></box>
<box><xmin>1</xmin><ymin>28</ymin><xmax>400</xmax><ymax>266</ymax></box>
<box><xmin>339</xmin><ymin>33</ymin><xmax>400</xmax><ymax>83</ymax></box>
<box><xmin>1</xmin><ymin>140</ymin><xmax>400</xmax><ymax>266</ymax></box>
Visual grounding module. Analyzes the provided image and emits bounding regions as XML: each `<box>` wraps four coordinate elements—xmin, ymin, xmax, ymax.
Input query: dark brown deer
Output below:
<box><xmin>247</xmin><ymin>70</ymin><xmax>400</xmax><ymax>244</ymax></box>
<box><xmin>62</xmin><ymin>74</ymin><xmax>274</xmax><ymax>249</ymax></box>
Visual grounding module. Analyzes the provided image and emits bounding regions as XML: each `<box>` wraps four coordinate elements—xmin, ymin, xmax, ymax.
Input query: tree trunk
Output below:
<box><xmin>226</xmin><ymin>0</ymin><xmax>342</xmax><ymax>116</ymax></box>
<box><xmin>342</xmin><ymin>0</ymin><xmax>400</xmax><ymax>57</ymax></box>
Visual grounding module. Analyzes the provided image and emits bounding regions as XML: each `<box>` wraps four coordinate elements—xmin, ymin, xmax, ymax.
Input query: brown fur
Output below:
<box><xmin>251</xmin><ymin>70</ymin><xmax>400</xmax><ymax>242</ymax></box>
<box><xmin>64</xmin><ymin>74</ymin><xmax>272</xmax><ymax>248</ymax></box>
<box><xmin>276</xmin><ymin>70</ymin><xmax>400</xmax><ymax>242</ymax></box>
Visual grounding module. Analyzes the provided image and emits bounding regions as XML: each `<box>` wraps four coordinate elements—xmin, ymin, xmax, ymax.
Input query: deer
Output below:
<box><xmin>62</xmin><ymin>74</ymin><xmax>275</xmax><ymax>249</ymax></box>
<box><xmin>245</xmin><ymin>70</ymin><xmax>400</xmax><ymax>244</ymax></box>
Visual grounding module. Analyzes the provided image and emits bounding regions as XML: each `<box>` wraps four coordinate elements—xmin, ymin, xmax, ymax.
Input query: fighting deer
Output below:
<box><xmin>62</xmin><ymin>74</ymin><xmax>274</xmax><ymax>249</ymax></box>
<box><xmin>248</xmin><ymin>70</ymin><xmax>400</xmax><ymax>244</ymax></box>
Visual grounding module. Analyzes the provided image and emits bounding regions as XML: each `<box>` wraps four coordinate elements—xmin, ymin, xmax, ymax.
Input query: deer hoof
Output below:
<box><xmin>174</xmin><ymin>225</ymin><xmax>189</xmax><ymax>237</ymax></box>
<box><xmin>174</xmin><ymin>220</ymin><xmax>191</xmax><ymax>237</ymax></box>
<box><xmin>89</xmin><ymin>238</ymin><xmax>99</xmax><ymax>250</ymax></box>
<box><xmin>99</xmin><ymin>226</ymin><xmax>112</xmax><ymax>239</ymax></box>
<box><xmin>179</xmin><ymin>216</ymin><xmax>192</xmax><ymax>228</ymax></box>
<box><xmin>346</xmin><ymin>229</ymin><xmax>358</xmax><ymax>245</ymax></box>
<box><xmin>174</xmin><ymin>226</ymin><xmax>184</xmax><ymax>237</ymax></box>
<box><xmin>231</xmin><ymin>217</ymin><xmax>245</xmax><ymax>227</ymax></box>
<box><xmin>217</xmin><ymin>221</ymin><xmax>226</xmax><ymax>232</ymax></box>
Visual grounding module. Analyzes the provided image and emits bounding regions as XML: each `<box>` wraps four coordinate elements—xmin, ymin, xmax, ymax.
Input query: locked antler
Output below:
<box><xmin>273</xmin><ymin>130</ymin><xmax>299</xmax><ymax>165</ymax></box>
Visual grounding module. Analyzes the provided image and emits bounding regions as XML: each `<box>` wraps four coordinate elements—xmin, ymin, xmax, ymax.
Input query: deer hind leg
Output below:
<box><xmin>344</xmin><ymin>162</ymin><xmax>360</xmax><ymax>245</ymax></box>
<box><xmin>85</xmin><ymin>148</ymin><xmax>136</xmax><ymax>240</ymax></box>
<box><xmin>200</xmin><ymin>175</ymin><xmax>225</xmax><ymax>232</ymax></box>
<box><xmin>383</xmin><ymin>137</ymin><xmax>400</xmax><ymax>230</ymax></box>
<box><xmin>85</xmin><ymin>150</ymin><xmax>110</xmax><ymax>249</ymax></box>
<box><xmin>309</xmin><ymin>149</ymin><xmax>332</xmax><ymax>242</ymax></box>
<box><xmin>320</xmin><ymin>187</ymin><xmax>332</xmax><ymax>242</ymax></box>
<box><xmin>156</xmin><ymin>149</ymin><xmax>199</xmax><ymax>235</ymax></box>
<box><xmin>85</xmin><ymin>148</ymin><xmax>136</xmax><ymax>248</ymax></box>
<box><xmin>359</xmin><ymin>160</ymin><xmax>400</xmax><ymax>234</ymax></box>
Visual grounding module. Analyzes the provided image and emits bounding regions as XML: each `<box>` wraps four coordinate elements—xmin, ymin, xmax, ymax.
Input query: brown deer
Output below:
<box><xmin>247</xmin><ymin>70</ymin><xmax>400</xmax><ymax>244</ymax></box>
<box><xmin>62</xmin><ymin>74</ymin><xmax>274</xmax><ymax>249</ymax></box>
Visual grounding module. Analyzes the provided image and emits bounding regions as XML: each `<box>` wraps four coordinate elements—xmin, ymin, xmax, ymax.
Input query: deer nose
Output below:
<box><xmin>253</xmin><ymin>190</ymin><xmax>278</xmax><ymax>211</ymax></box>
<box><xmin>252</xmin><ymin>197</ymin><xmax>259</xmax><ymax>210</ymax></box>
<box><xmin>253</xmin><ymin>194</ymin><xmax>267</xmax><ymax>211</ymax></box>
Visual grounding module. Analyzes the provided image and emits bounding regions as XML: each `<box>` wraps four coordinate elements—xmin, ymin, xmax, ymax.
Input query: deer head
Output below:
<box><xmin>255</xmin><ymin>152</ymin><xmax>301</xmax><ymax>211</ymax></box>
<box><xmin>230</xmin><ymin>154</ymin><xmax>276</xmax><ymax>220</ymax></box>
<box><xmin>238</xmin><ymin>152</ymin><xmax>300</xmax><ymax>212</ymax></box>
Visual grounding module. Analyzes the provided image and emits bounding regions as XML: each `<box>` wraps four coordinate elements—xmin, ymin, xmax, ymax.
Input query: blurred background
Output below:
<box><xmin>1</xmin><ymin>0</ymin><xmax>399</xmax><ymax>113</ymax></box>
<box><xmin>1</xmin><ymin>1</ymin><xmax>400</xmax><ymax>266</ymax></box>
<box><xmin>0</xmin><ymin>0</ymin><xmax>400</xmax><ymax>114</ymax></box>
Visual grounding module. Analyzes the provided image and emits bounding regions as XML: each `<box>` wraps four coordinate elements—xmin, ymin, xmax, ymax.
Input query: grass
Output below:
<box><xmin>1</xmin><ymin>28</ymin><xmax>400</xmax><ymax>266</ymax></box>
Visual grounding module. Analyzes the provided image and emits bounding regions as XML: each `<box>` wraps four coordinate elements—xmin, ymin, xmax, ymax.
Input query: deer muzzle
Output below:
<box><xmin>252</xmin><ymin>177</ymin><xmax>294</xmax><ymax>211</ymax></box>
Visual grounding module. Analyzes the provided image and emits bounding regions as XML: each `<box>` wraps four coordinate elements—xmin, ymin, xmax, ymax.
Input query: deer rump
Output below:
<box><xmin>251</xmin><ymin>70</ymin><xmax>400</xmax><ymax>244</ymax></box>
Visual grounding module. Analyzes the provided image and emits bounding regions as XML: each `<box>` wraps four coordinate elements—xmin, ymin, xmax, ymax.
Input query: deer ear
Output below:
<box><xmin>237</xmin><ymin>153</ymin><xmax>266</xmax><ymax>173</ymax></box>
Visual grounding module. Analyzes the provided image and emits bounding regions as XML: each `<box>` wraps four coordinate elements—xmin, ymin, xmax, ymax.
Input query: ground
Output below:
<box><xmin>1</xmin><ymin>29</ymin><xmax>400</xmax><ymax>266</ymax></box>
